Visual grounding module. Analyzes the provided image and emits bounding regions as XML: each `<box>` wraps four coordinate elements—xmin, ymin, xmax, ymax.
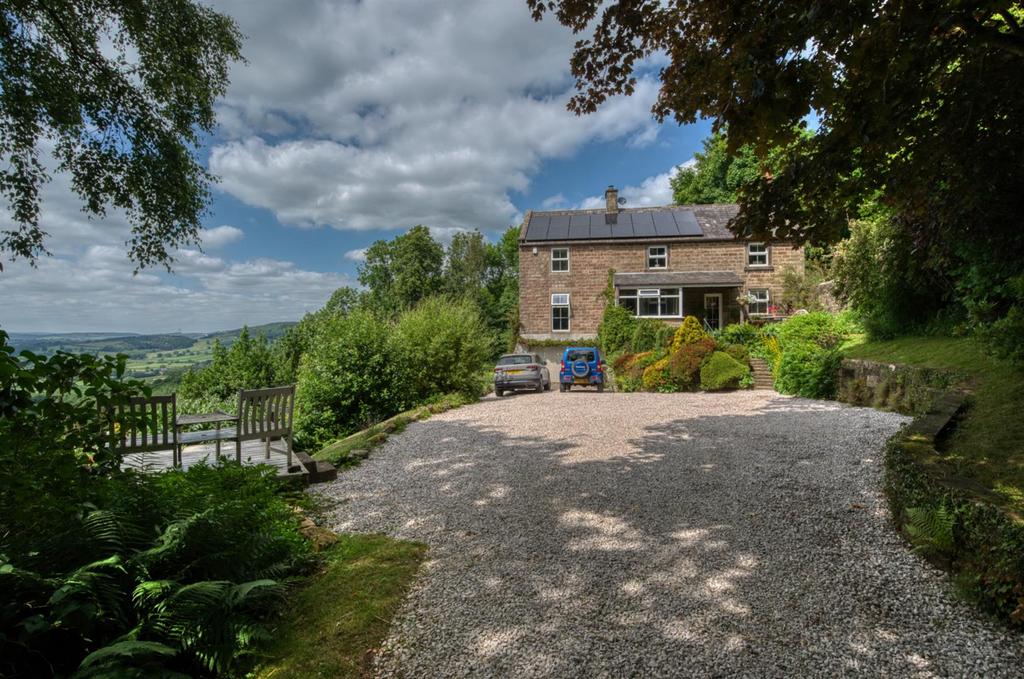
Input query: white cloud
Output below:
<box><xmin>199</xmin><ymin>225</ymin><xmax>244</xmax><ymax>249</ymax></box>
<box><xmin>541</xmin><ymin>193</ymin><xmax>567</xmax><ymax>209</ymax></box>
<box><xmin>205</xmin><ymin>0</ymin><xmax>662</xmax><ymax>234</ymax></box>
<box><xmin>577</xmin><ymin>167</ymin><xmax>679</xmax><ymax>210</ymax></box>
<box><xmin>343</xmin><ymin>248</ymin><xmax>367</xmax><ymax>263</ymax></box>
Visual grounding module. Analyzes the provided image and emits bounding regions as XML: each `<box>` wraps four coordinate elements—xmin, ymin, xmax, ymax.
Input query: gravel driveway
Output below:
<box><xmin>315</xmin><ymin>391</ymin><xmax>1024</xmax><ymax>678</ymax></box>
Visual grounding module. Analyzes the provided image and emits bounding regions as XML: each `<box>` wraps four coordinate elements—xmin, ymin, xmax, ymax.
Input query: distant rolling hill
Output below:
<box><xmin>8</xmin><ymin>322</ymin><xmax>296</xmax><ymax>356</ymax></box>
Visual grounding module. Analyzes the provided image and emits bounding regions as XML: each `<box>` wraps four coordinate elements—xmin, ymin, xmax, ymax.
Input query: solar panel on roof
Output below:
<box><xmin>672</xmin><ymin>209</ymin><xmax>703</xmax><ymax>236</ymax></box>
<box><xmin>609</xmin><ymin>213</ymin><xmax>634</xmax><ymax>238</ymax></box>
<box><xmin>546</xmin><ymin>215</ymin><xmax>569</xmax><ymax>239</ymax></box>
<box><xmin>526</xmin><ymin>215</ymin><xmax>550</xmax><ymax>240</ymax></box>
<box><xmin>589</xmin><ymin>217</ymin><xmax>612</xmax><ymax>239</ymax></box>
<box><xmin>652</xmin><ymin>210</ymin><xmax>680</xmax><ymax>236</ymax></box>
<box><xmin>567</xmin><ymin>214</ymin><xmax>590</xmax><ymax>239</ymax></box>
<box><xmin>632</xmin><ymin>212</ymin><xmax>657</xmax><ymax>237</ymax></box>
<box><xmin>547</xmin><ymin>214</ymin><xmax>570</xmax><ymax>234</ymax></box>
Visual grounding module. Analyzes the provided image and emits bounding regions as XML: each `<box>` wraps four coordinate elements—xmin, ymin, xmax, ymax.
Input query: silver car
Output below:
<box><xmin>493</xmin><ymin>353</ymin><xmax>551</xmax><ymax>396</ymax></box>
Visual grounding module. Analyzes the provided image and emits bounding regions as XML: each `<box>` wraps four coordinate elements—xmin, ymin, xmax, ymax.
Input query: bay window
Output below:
<box><xmin>617</xmin><ymin>288</ymin><xmax>681</xmax><ymax>318</ymax></box>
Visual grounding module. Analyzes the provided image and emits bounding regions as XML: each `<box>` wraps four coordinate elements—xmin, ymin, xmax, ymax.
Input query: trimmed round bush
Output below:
<box><xmin>642</xmin><ymin>357</ymin><xmax>672</xmax><ymax>391</ymax></box>
<box><xmin>774</xmin><ymin>342</ymin><xmax>841</xmax><ymax>398</ymax></box>
<box><xmin>671</xmin><ymin>315</ymin><xmax>710</xmax><ymax>351</ymax></box>
<box><xmin>598</xmin><ymin>304</ymin><xmax>637</xmax><ymax>355</ymax></box>
<box><xmin>700</xmin><ymin>351</ymin><xmax>751</xmax><ymax>391</ymax></box>
<box><xmin>724</xmin><ymin>343</ymin><xmax>750</xmax><ymax>364</ymax></box>
<box><xmin>667</xmin><ymin>338</ymin><xmax>716</xmax><ymax>390</ymax></box>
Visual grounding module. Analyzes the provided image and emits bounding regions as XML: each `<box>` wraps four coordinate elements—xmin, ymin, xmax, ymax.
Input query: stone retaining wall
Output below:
<box><xmin>836</xmin><ymin>358</ymin><xmax>963</xmax><ymax>415</ymax></box>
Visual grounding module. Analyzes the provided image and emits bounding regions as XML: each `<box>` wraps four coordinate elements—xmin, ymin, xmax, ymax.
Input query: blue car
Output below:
<box><xmin>559</xmin><ymin>346</ymin><xmax>606</xmax><ymax>392</ymax></box>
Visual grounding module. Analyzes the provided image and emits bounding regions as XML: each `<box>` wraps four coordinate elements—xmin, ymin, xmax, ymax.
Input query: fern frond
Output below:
<box><xmin>905</xmin><ymin>503</ymin><xmax>956</xmax><ymax>556</ymax></box>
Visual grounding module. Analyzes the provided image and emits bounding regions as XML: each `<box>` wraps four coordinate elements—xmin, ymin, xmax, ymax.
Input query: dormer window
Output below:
<box><xmin>747</xmin><ymin>243</ymin><xmax>769</xmax><ymax>267</ymax></box>
<box><xmin>551</xmin><ymin>248</ymin><xmax>569</xmax><ymax>272</ymax></box>
<box><xmin>647</xmin><ymin>245</ymin><xmax>667</xmax><ymax>269</ymax></box>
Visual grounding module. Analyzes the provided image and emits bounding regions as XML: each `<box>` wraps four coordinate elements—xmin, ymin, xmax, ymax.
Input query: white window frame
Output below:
<box><xmin>747</xmin><ymin>242</ymin><xmax>769</xmax><ymax>268</ymax></box>
<box><xmin>551</xmin><ymin>247</ymin><xmax>569</xmax><ymax>272</ymax></box>
<box><xmin>616</xmin><ymin>287</ymin><xmax>682</xmax><ymax>319</ymax></box>
<box><xmin>747</xmin><ymin>288</ymin><xmax>770</xmax><ymax>316</ymax></box>
<box><xmin>551</xmin><ymin>293</ymin><xmax>570</xmax><ymax>332</ymax></box>
<box><xmin>647</xmin><ymin>245</ymin><xmax>668</xmax><ymax>269</ymax></box>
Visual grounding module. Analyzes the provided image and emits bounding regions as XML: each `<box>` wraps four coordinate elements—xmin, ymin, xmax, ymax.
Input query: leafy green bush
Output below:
<box><xmin>598</xmin><ymin>303</ymin><xmax>636</xmax><ymax>355</ymax></box>
<box><xmin>629</xmin><ymin>318</ymin><xmax>668</xmax><ymax>353</ymax></box>
<box><xmin>667</xmin><ymin>338</ymin><xmax>716</xmax><ymax>390</ymax></box>
<box><xmin>774</xmin><ymin>342</ymin><xmax>841</xmax><ymax>398</ymax></box>
<box><xmin>294</xmin><ymin>310</ymin><xmax>406</xmax><ymax>449</ymax></box>
<box><xmin>775</xmin><ymin>311</ymin><xmax>853</xmax><ymax>350</ymax></box>
<box><xmin>700</xmin><ymin>351</ymin><xmax>750</xmax><ymax>391</ymax></box>
<box><xmin>713</xmin><ymin>322</ymin><xmax>762</xmax><ymax>347</ymax></box>
<box><xmin>179</xmin><ymin>327</ymin><xmax>275</xmax><ymax>401</ymax></box>
<box><xmin>978</xmin><ymin>275</ymin><xmax>1024</xmax><ymax>366</ymax></box>
<box><xmin>671</xmin><ymin>315</ymin><xmax>709</xmax><ymax>351</ymax></box>
<box><xmin>724</xmin><ymin>343</ymin><xmax>750</xmax><ymax>364</ymax></box>
<box><xmin>642</xmin><ymin>357</ymin><xmax>673</xmax><ymax>391</ymax></box>
<box><xmin>614</xmin><ymin>351</ymin><xmax>657</xmax><ymax>392</ymax></box>
<box><xmin>391</xmin><ymin>296</ymin><xmax>492</xmax><ymax>402</ymax></box>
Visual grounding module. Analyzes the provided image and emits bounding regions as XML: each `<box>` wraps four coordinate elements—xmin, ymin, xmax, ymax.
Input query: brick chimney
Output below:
<box><xmin>605</xmin><ymin>185</ymin><xmax>619</xmax><ymax>213</ymax></box>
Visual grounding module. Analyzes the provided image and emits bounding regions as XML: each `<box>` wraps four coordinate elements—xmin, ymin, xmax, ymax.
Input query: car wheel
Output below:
<box><xmin>558</xmin><ymin>383</ymin><xmax>566</xmax><ymax>393</ymax></box>
<box><xmin>597</xmin><ymin>383</ymin><xmax>605</xmax><ymax>393</ymax></box>
<box><xmin>535</xmin><ymin>380</ymin><xmax>544</xmax><ymax>393</ymax></box>
<box><xmin>544</xmin><ymin>379</ymin><xmax>551</xmax><ymax>391</ymax></box>
<box><xmin>495</xmin><ymin>388</ymin><xmax>503</xmax><ymax>397</ymax></box>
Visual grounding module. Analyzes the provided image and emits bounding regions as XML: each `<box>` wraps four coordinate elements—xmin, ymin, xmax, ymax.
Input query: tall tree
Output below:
<box><xmin>0</xmin><ymin>0</ymin><xmax>243</xmax><ymax>270</ymax></box>
<box><xmin>443</xmin><ymin>230</ymin><xmax>488</xmax><ymax>295</ymax></box>
<box><xmin>670</xmin><ymin>132</ymin><xmax>760</xmax><ymax>204</ymax></box>
<box><xmin>529</xmin><ymin>0</ymin><xmax>1024</xmax><ymax>320</ymax></box>
<box><xmin>358</xmin><ymin>225</ymin><xmax>444</xmax><ymax>316</ymax></box>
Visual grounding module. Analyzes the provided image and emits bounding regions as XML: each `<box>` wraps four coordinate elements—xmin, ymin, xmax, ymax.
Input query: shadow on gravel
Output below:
<box><xmin>327</xmin><ymin>397</ymin><xmax>1022</xmax><ymax>677</ymax></box>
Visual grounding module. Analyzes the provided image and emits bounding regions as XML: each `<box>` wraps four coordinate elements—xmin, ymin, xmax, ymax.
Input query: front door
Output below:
<box><xmin>703</xmin><ymin>293</ymin><xmax>723</xmax><ymax>331</ymax></box>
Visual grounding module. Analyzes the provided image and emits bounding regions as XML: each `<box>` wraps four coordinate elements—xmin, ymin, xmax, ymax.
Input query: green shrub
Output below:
<box><xmin>724</xmin><ymin>343</ymin><xmax>750</xmax><ymax>364</ymax></box>
<box><xmin>294</xmin><ymin>310</ymin><xmax>406</xmax><ymax>449</ymax></box>
<box><xmin>598</xmin><ymin>304</ymin><xmax>636</xmax><ymax>355</ymax></box>
<box><xmin>179</xmin><ymin>327</ymin><xmax>275</xmax><ymax>401</ymax></box>
<box><xmin>671</xmin><ymin>315</ymin><xmax>710</xmax><ymax>351</ymax></box>
<box><xmin>700</xmin><ymin>351</ymin><xmax>750</xmax><ymax>391</ymax></box>
<box><xmin>391</xmin><ymin>296</ymin><xmax>492</xmax><ymax>402</ymax></box>
<box><xmin>667</xmin><ymin>338</ymin><xmax>716</xmax><ymax>390</ymax></box>
<box><xmin>629</xmin><ymin>319</ymin><xmax>668</xmax><ymax>352</ymax></box>
<box><xmin>713</xmin><ymin>322</ymin><xmax>762</xmax><ymax>347</ymax></box>
<box><xmin>775</xmin><ymin>311</ymin><xmax>853</xmax><ymax>350</ymax></box>
<box><xmin>654</xmin><ymin>322</ymin><xmax>675</xmax><ymax>350</ymax></box>
<box><xmin>774</xmin><ymin>342</ymin><xmax>841</xmax><ymax>398</ymax></box>
<box><xmin>616</xmin><ymin>351</ymin><xmax>657</xmax><ymax>392</ymax></box>
<box><xmin>642</xmin><ymin>357</ymin><xmax>673</xmax><ymax>391</ymax></box>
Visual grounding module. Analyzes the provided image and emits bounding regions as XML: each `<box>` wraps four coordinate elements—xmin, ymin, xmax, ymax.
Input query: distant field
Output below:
<box><xmin>9</xmin><ymin>322</ymin><xmax>295</xmax><ymax>393</ymax></box>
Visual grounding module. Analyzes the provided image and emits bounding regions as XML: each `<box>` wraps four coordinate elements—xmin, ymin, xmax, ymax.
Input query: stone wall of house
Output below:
<box><xmin>518</xmin><ymin>239</ymin><xmax>804</xmax><ymax>338</ymax></box>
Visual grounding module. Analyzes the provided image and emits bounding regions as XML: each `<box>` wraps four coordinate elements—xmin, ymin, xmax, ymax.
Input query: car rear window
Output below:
<box><xmin>566</xmin><ymin>350</ymin><xmax>595</xmax><ymax>362</ymax></box>
<box><xmin>498</xmin><ymin>355</ymin><xmax>533</xmax><ymax>366</ymax></box>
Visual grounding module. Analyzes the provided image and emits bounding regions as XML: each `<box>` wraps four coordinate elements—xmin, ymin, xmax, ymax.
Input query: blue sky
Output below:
<box><xmin>0</xmin><ymin>1</ymin><xmax>715</xmax><ymax>333</ymax></box>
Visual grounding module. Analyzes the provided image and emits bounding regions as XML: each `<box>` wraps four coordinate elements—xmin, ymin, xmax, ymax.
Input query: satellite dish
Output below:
<box><xmin>617</xmin><ymin>197</ymin><xmax>627</xmax><ymax>205</ymax></box>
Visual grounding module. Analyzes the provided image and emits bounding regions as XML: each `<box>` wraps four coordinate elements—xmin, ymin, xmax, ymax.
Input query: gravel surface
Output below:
<box><xmin>315</xmin><ymin>390</ymin><xmax>1024</xmax><ymax>678</ymax></box>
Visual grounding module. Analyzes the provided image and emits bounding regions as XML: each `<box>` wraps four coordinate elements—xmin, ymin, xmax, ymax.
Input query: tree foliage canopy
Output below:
<box><xmin>0</xmin><ymin>0</ymin><xmax>243</xmax><ymax>270</ymax></box>
<box><xmin>670</xmin><ymin>132</ymin><xmax>761</xmax><ymax>204</ymax></box>
<box><xmin>527</xmin><ymin>1</ymin><xmax>1024</xmax><ymax>245</ymax></box>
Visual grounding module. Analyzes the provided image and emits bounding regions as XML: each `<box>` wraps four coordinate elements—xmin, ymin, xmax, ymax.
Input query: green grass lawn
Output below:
<box><xmin>255</xmin><ymin>534</ymin><xmax>426</xmax><ymax>679</ymax></box>
<box><xmin>842</xmin><ymin>335</ymin><xmax>1024</xmax><ymax>511</ymax></box>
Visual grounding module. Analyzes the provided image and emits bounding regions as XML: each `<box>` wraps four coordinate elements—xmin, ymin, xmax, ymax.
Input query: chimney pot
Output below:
<box><xmin>605</xmin><ymin>185</ymin><xmax>619</xmax><ymax>213</ymax></box>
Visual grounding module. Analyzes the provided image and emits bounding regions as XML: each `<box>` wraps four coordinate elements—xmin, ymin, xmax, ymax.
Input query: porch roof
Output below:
<box><xmin>613</xmin><ymin>271</ymin><xmax>744</xmax><ymax>288</ymax></box>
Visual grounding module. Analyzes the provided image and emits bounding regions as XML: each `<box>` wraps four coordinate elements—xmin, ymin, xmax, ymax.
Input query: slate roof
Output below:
<box><xmin>614</xmin><ymin>271</ymin><xmax>744</xmax><ymax>288</ymax></box>
<box><xmin>520</xmin><ymin>204</ymin><xmax>739</xmax><ymax>242</ymax></box>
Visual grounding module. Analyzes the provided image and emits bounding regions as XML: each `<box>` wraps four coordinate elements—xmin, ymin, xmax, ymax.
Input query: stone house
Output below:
<box><xmin>518</xmin><ymin>186</ymin><xmax>805</xmax><ymax>340</ymax></box>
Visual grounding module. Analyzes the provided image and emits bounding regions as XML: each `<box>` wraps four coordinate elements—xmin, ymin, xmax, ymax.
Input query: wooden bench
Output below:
<box><xmin>176</xmin><ymin>385</ymin><xmax>296</xmax><ymax>469</ymax></box>
<box><xmin>101</xmin><ymin>394</ymin><xmax>179</xmax><ymax>459</ymax></box>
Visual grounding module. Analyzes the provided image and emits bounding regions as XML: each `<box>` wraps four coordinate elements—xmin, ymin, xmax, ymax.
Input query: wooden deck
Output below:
<box><xmin>123</xmin><ymin>438</ymin><xmax>301</xmax><ymax>477</ymax></box>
